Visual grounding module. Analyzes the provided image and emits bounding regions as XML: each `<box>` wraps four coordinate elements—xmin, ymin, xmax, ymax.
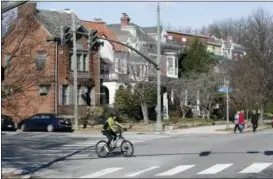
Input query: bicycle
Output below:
<box><xmin>95</xmin><ymin>128</ymin><xmax>134</xmax><ymax>158</ymax></box>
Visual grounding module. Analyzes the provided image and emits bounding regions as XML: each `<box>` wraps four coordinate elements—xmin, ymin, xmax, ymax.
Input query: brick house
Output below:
<box><xmin>81</xmin><ymin>18</ymin><xmax>129</xmax><ymax>105</ymax></box>
<box><xmin>1</xmin><ymin>3</ymin><xmax>100</xmax><ymax>120</ymax></box>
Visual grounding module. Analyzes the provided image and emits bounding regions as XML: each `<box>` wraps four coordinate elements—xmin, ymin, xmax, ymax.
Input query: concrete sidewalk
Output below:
<box><xmin>165</xmin><ymin>125</ymin><xmax>230</xmax><ymax>134</ymax></box>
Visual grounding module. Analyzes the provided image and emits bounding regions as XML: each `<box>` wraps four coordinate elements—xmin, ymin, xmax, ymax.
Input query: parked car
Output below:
<box><xmin>272</xmin><ymin>117</ymin><xmax>273</xmax><ymax>128</ymax></box>
<box><xmin>1</xmin><ymin>115</ymin><xmax>16</xmax><ymax>131</ymax></box>
<box><xmin>17</xmin><ymin>113</ymin><xmax>72</xmax><ymax>132</ymax></box>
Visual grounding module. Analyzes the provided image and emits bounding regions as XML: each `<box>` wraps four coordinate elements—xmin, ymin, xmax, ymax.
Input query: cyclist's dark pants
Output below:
<box><xmin>103</xmin><ymin>130</ymin><xmax>117</xmax><ymax>146</ymax></box>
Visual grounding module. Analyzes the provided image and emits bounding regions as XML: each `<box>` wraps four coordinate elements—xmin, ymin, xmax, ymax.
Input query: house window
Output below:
<box><xmin>175</xmin><ymin>58</ymin><xmax>178</xmax><ymax>75</ymax></box>
<box><xmin>36</xmin><ymin>52</ymin><xmax>47</xmax><ymax>70</ymax></box>
<box><xmin>167</xmin><ymin>57</ymin><xmax>174</xmax><ymax>68</ymax></box>
<box><xmin>62</xmin><ymin>85</ymin><xmax>69</xmax><ymax>105</ymax></box>
<box><xmin>77</xmin><ymin>54</ymin><xmax>81</xmax><ymax>71</ymax></box>
<box><xmin>168</xmin><ymin>36</ymin><xmax>173</xmax><ymax>40</ymax></box>
<box><xmin>83</xmin><ymin>55</ymin><xmax>87</xmax><ymax>71</ymax></box>
<box><xmin>85</xmin><ymin>55</ymin><xmax>89</xmax><ymax>71</ymax></box>
<box><xmin>182</xmin><ymin>38</ymin><xmax>187</xmax><ymax>42</ymax></box>
<box><xmin>69</xmin><ymin>54</ymin><xmax>73</xmax><ymax>70</ymax></box>
<box><xmin>39</xmin><ymin>85</ymin><xmax>50</xmax><ymax>96</ymax></box>
<box><xmin>5</xmin><ymin>55</ymin><xmax>11</xmax><ymax>68</ymax></box>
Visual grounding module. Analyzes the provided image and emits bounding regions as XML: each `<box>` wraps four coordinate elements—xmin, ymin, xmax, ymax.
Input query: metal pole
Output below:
<box><xmin>87</xmin><ymin>29</ymin><xmax>96</xmax><ymax>107</ymax></box>
<box><xmin>156</xmin><ymin>3</ymin><xmax>162</xmax><ymax>132</ymax></box>
<box><xmin>54</xmin><ymin>41</ymin><xmax>58</xmax><ymax>114</ymax></box>
<box><xmin>225</xmin><ymin>77</ymin><xmax>229</xmax><ymax>129</ymax></box>
<box><xmin>72</xmin><ymin>13</ymin><xmax>78</xmax><ymax>130</ymax></box>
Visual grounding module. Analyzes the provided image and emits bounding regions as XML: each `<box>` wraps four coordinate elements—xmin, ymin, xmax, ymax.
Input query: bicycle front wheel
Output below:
<box><xmin>95</xmin><ymin>140</ymin><xmax>110</xmax><ymax>158</ymax></box>
<box><xmin>120</xmin><ymin>140</ymin><xmax>134</xmax><ymax>157</ymax></box>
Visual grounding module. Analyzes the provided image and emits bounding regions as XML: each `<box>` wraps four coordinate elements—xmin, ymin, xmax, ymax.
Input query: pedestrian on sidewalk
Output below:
<box><xmin>238</xmin><ymin>110</ymin><xmax>245</xmax><ymax>133</ymax></box>
<box><xmin>251</xmin><ymin>110</ymin><xmax>259</xmax><ymax>133</ymax></box>
<box><xmin>234</xmin><ymin>111</ymin><xmax>240</xmax><ymax>133</ymax></box>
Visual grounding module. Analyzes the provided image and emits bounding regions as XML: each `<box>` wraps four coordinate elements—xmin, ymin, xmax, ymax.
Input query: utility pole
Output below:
<box><xmin>87</xmin><ymin>28</ymin><xmax>96</xmax><ymax>107</ymax></box>
<box><xmin>155</xmin><ymin>2</ymin><xmax>162</xmax><ymax>132</ymax></box>
<box><xmin>72</xmin><ymin>13</ymin><xmax>78</xmax><ymax>130</ymax></box>
<box><xmin>225</xmin><ymin>77</ymin><xmax>230</xmax><ymax>129</ymax></box>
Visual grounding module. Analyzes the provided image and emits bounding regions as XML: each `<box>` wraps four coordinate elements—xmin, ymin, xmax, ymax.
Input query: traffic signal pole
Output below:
<box><xmin>72</xmin><ymin>13</ymin><xmax>78</xmax><ymax>130</ymax></box>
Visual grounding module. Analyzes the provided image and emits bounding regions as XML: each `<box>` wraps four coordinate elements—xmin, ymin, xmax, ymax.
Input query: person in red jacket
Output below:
<box><xmin>238</xmin><ymin>110</ymin><xmax>245</xmax><ymax>132</ymax></box>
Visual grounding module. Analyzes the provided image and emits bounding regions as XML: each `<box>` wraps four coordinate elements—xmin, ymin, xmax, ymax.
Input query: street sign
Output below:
<box><xmin>219</xmin><ymin>86</ymin><xmax>232</xmax><ymax>93</ymax></box>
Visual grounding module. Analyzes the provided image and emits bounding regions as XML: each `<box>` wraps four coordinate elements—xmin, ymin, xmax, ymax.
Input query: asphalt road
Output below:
<box><xmin>2</xmin><ymin>129</ymin><xmax>273</xmax><ymax>178</ymax></box>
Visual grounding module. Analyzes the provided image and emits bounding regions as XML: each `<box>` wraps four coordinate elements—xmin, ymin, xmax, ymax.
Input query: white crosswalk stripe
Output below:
<box><xmin>79</xmin><ymin>167</ymin><xmax>123</xmax><ymax>178</ymax></box>
<box><xmin>197</xmin><ymin>164</ymin><xmax>233</xmax><ymax>175</ymax></box>
<box><xmin>125</xmin><ymin>166</ymin><xmax>160</xmax><ymax>177</ymax></box>
<box><xmin>78</xmin><ymin>162</ymin><xmax>273</xmax><ymax>178</ymax></box>
<box><xmin>239</xmin><ymin>163</ymin><xmax>272</xmax><ymax>174</ymax></box>
<box><xmin>156</xmin><ymin>165</ymin><xmax>195</xmax><ymax>176</ymax></box>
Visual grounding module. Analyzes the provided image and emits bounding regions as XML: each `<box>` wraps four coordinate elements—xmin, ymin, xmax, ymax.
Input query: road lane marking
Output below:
<box><xmin>197</xmin><ymin>164</ymin><xmax>233</xmax><ymax>174</ymax></box>
<box><xmin>239</xmin><ymin>163</ymin><xmax>272</xmax><ymax>173</ymax></box>
<box><xmin>79</xmin><ymin>167</ymin><xmax>123</xmax><ymax>178</ymax></box>
<box><xmin>156</xmin><ymin>165</ymin><xmax>195</xmax><ymax>176</ymax></box>
<box><xmin>125</xmin><ymin>166</ymin><xmax>160</xmax><ymax>177</ymax></box>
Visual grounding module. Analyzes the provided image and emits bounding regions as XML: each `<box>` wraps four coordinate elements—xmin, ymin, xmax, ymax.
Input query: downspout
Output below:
<box><xmin>55</xmin><ymin>41</ymin><xmax>58</xmax><ymax>114</ymax></box>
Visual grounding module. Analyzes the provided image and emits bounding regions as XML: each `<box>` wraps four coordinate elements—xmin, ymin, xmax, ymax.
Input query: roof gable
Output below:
<box><xmin>34</xmin><ymin>9</ymin><xmax>85</xmax><ymax>37</ymax></box>
<box><xmin>82</xmin><ymin>20</ymin><xmax>127</xmax><ymax>52</ymax></box>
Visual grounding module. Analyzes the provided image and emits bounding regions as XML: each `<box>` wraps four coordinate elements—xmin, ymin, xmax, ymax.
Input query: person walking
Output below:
<box><xmin>234</xmin><ymin>111</ymin><xmax>240</xmax><ymax>133</ymax></box>
<box><xmin>238</xmin><ymin>110</ymin><xmax>245</xmax><ymax>133</ymax></box>
<box><xmin>251</xmin><ymin>110</ymin><xmax>259</xmax><ymax>133</ymax></box>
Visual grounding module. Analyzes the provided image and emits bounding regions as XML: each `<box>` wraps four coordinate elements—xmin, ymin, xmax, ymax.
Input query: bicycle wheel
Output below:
<box><xmin>120</xmin><ymin>140</ymin><xmax>134</xmax><ymax>157</ymax></box>
<box><xmin>95</xmin><ymin>140</ymin><xmax>110</xmax><ymax>158</ymax></box>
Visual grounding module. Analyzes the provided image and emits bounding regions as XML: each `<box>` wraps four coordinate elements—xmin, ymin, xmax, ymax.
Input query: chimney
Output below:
<box><xmin>120</xmin><ymin>13</ymin><xmax>130</xmax><ymax>27</ymax></box>
<box><xmin>63</xmin><ymin>8</ymin><xmax>71</xmax><ymax>14</ymax></box>
<box><xmin>227</xmin><ymin>36</ymin><xmax>233</xmax><ymax>43</ymax></box>
<box><xmin>92</xmin><ymin>18</ymin><xmax>105</xmax><ymax>23</ymax></box>
<box><xmin>18</xmin><ymin>2</ymin><xmax>37</xmax><ymax>16</ymax></box>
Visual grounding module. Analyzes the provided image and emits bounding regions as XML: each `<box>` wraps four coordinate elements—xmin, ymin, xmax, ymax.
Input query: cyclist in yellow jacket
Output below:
<box><xmin>102</xmin><ymin>112</ymin><xmax>126</xmax><ymax>149</ymax></box>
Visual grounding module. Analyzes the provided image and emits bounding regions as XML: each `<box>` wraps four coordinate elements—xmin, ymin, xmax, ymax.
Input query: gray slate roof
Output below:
<box><xmin>107</xmin><ymin>23</ymin><xmax>156</xmax><ymax>44</ymax></box>
<box><xmin>34</xmin><ymin>9</ymin><xmax>83</xmax><ymax>37</ymax></box>
<box><xmin>142</xmin><ymin>26</ymin><xmax>163</xmax><ymax>34</ymax></box>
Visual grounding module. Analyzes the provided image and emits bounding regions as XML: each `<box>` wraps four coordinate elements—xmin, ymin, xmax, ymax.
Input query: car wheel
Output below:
<box><xmin>47</xmin><ymin>124</ymin><xmax>54</xmax><ymax>132</ymax></box>
<box><xmin>21</xmin><ymin>124</ymin><xmax>26</xmax><ymax>132</ymax></box>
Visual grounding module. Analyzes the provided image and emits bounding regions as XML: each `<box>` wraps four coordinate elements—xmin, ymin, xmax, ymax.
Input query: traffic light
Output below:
<box><xmin>1</xmin><ymin>66</ymin><xmax>5</xmax><ymax>82</ymax></box>
<box><xmin>62</xmin><ymin>26</ymin><xmax>72</xmax><ymax>44</ymax></box>
<box><xmin>88</xmin><ymin>30</ymin><xmax>104</xmax><ymax>52</ymax></box>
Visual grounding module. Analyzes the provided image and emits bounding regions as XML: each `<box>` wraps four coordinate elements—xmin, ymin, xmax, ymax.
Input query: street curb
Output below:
<box><xmin>2</xmin><ymin>168</ymin><xmax>32</xmax><ymax>179</ymax></box>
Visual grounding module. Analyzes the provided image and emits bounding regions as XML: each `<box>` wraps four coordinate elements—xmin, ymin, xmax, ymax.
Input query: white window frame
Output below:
<box><xmin>39</xmin><ymin>85</ymin><xmax>50</xmax><ymax>96</ymax></box>
<box><xmin>62</xmin><ymin>85</ymin><xmax>69</xmax><ymax>105</ymax></box>
<box><xmin>36</xmin><ymin>52</ymin><xmax>47</xmax><ymax>70</ymax></box>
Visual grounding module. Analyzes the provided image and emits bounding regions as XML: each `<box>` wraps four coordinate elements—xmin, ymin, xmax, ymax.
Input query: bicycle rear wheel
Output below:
<box><xmin>95</xmin><ymin>140</ymin><xmax>110</xmax><ymax>158</ymax></box>
<box><xmin>120</xmin><ymin>140</ymin><xmax>134</xmax><ymax>157</ymax></box>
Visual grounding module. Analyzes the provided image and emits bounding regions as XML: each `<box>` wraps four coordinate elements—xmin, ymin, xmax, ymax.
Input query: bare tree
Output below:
<box><xmin>198</xmin><ymin>70</ymin><xmax>224</xmax><ymax>119</ymax></box>
<box><xmin>207</xmin><ymin>8</ymin><xmax>273</xmax><ymax>122</ymax></box>
<box><xmin>170</xmin><ymin>75</ymin><xmax>198</xmax><ymax>118</ymax></box>
<box><xmin>1</xmin><ymin>4</ymin><xmax>52</xmax><ymax>120</ymax></box>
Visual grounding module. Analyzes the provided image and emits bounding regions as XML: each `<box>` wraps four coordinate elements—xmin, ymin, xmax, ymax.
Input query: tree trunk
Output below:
<box><xmin>141</xmin><ymin>101</ymin><xmax>149</xmax><ymax>124</ymax></box>
<box><xmin>206</xmin><ymin>111</ymin><xmax>210</xmax><ymax>119</ymax></box>
<box><xmin>260</xmin><ymin>104</ymin><xmax>264</xmax><ymax>124</ymax></box>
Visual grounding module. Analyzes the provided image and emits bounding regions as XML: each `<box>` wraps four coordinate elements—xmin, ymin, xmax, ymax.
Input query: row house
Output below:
<box><xmin>81</xmin><ymin>18</ymin><xmax>129</xmax><ymax>105</ymax></box>
<box><xmin>105</xmin><ymin>13</ymin><xmax>183</xmax><ymax>119</ymax></box>
<box><xmin>207</xmin><ymin>34</ymin><xmax>246</xmax><ymax>61</ymax></box>
<box><xmin>2</xmin><ymin>3</ymin><xmax>100</xmax><ymax>120</ymax></box>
